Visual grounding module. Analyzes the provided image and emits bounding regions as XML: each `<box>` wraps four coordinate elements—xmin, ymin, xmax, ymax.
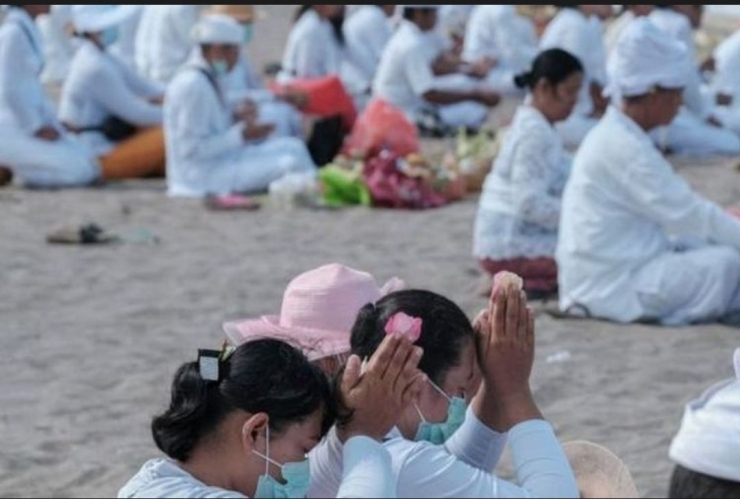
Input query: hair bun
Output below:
<box><xmin>514</xmin><ymin>71</ymin><xmax>533</xmax><ymax>90</ymax></box>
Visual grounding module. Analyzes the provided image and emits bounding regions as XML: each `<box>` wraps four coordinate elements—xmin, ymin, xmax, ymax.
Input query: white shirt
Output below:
<box><xmin>37</xmin><ymin>4</ymin><xmax>78</xmax><ymax>85</ymax></box>
<box><xmin>309</xmin><ymin>407</ymin><xmax>579</xmax><ymax>498</ymax></box>
<box><xmin>475</xmin><ymin>105</ymin><xmax>572</xmax><ymax>260</ymax></box>
<box><xmin>220</xmin><ymin>51</ymin><xmax>275</xmax><ymax>107</ymax></box>
<box><xmin>541</xmin><ymin>8</ymin><xmax>607</xmax><ymax>117</ymax></box>
<box><xmin>373</xmin><ymin>21</ymin><xmax>438</xmax><ymax>117</ymax></box>
<box><xmin>135</xmin><ymin>5</ymin><xmax>203</xmax><ymax>84</ymax></box>
<box><xmin>463</xmin><ymin>5</ymin><xmax>538</xmax><ymax>75</ymax></box>
<box><xmin>118</xmin><ymin>437</ymin><xmax>396</xmax><ymax>499</ymax></box>
<box><xmin>279</xmin><ymin>9</ymin><xmax>340</xmax><ymax>83</ymax></box>
<box><xmin>0</xmin><ymin>7</ymin><xmax>59</xmax><ymax>133</ymax></box>
<box><xmin>557</xmin><ymin>107</ymin><xmax>740</xmax><ymax>323</ymax></box>
<box><xmin>604</xmin><ymin>10</ymin><xmax>635</xmax><ymax>56</ymax></box>
<box><xmin>711</xmin><ymin>29</ymin><xmax>740</xmax><ymax>98</ymax></box>
<box><xmin>110</xmin><ymin>5</ymin><xmax>144</xmax><ymax>70</ymax></box>
<box><xmin>59</xmin><ymin>40</ymin><xmax>163</xmax><ymax>155</ymax></box>
<box><xmin>342</xmin><ymin>6</ymin><xmax>393</xmax><ymax>86</ymax></box>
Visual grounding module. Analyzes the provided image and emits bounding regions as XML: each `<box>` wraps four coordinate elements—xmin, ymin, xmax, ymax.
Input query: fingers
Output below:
<box><xmin>392</xmin><ymin>346</ymin><xmax>423</xmax><ymax>398</ymax></box>
<box><xmin>341</xmin><ymin>355</ymin><xmax>362</xmax><ymax>397</ymax></box>
<box><xmin>401</xmin><ymin>371</ymin><xmax>426</xmax><ymax>406</ymax></box>
<box><xmin>492</xmin><ymin>287</ymin><xmax>506</xmax><ymax>349</ymax></box>
<box><xmin>382</xmin><ymin>337</ymin><xmax>414</xmax><ymax>383</ymax></box>
<box><xmin>365</xmin><ymin>334</ymin><xmax>399</xmax><ymax>376</ymax></box>
<box><xmin>527</xmin><ymin>308</ymin><xmax>535</xmax><ymax>348</ymax></box>
<box><xmin>517</xmin><ymin>292</ymin><xmax>529</xmax><ymax>343</ymax></box>
<box><xmin>505</xmin><ymin>288</ymin><xmax>521</xmax><ymax>341</ymax></box>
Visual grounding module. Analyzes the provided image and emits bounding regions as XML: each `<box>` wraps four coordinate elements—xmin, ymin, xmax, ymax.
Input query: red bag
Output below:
<box><xmin>270</xmin><ymin>75</ymin><xmax>357</xmax><ymax>130</ymax></box>
<box><xmin>343</xmin><ymin>99</ymin><xmax>420</xmax><ymax>158</ymax></box>
<box><xmin>362</xmin><ymin>151</ymin><xmax>447</xmax><ymax>210</ymax></box>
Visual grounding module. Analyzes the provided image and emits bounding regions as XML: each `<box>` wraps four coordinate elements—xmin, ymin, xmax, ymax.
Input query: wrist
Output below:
<box><xmin>474</xmin><ymin>382</ymin><xmax>541</xmax><ymax>432</ymax></box>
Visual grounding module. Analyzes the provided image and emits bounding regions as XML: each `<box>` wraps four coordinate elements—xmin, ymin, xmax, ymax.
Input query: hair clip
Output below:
<box><xmin>219</xmin><ymin>339</ymin><xmax>236</xmax><ymax>363</ymax></box>
<box><xmin>198</xmin><ymin>349</ymin><xmax>221</xmax><ymax>382</ymax></box>
<box><xmin>384</xmin><ymin>312</ymin><xmax>423</xmax><ymax>342</ymax></box>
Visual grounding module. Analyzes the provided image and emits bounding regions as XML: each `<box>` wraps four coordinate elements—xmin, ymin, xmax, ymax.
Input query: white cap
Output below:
<box><xmin>191</xmin><ymin>13</ymin><xmax>243</xmax><ymax>46</ymax></box>
<box><xmin>71</xmin><ymin>5</ymin><xmax>137</xmax><ymax>33</ymax></box>
<box><xmin>669</xmin><ymin>349</ymin><xmax>740</xmax><ymax>482</ymax></box>
<box><xmin>605</xmin><ymin>17</ymin><xmax>692</xmax><ymax>98</ymax></box>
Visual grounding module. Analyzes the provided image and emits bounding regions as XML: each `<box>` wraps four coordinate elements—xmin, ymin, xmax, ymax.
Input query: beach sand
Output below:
<box><xmin>1</xmin><ymin>6</ymin><xmax>740</xmax><ymax>499</ymax></box>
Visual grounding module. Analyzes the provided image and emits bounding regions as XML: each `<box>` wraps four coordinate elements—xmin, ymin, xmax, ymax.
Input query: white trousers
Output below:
<box><xmin>652</xmin><ymin>108</ymin><xmax>740</xmax><ymax>158</ymax></box>
<box><xmin>207</xmin><ymin>136</ymin><xmax>316</xmax><ymax>195</ymax></box>
<box><xmin>0</xmin><ymin>128</ymin><xmax>99</xmax><ymax>188</ymax></box>
<box><xmin>635</xmin><ymin>245</ymin><xmax>740</xmax><ymax>326</ymax></box>
<box><xmin>433</xmin><ymin>74</ymin><xmax>490</xmax><ymax>129</ymax></box>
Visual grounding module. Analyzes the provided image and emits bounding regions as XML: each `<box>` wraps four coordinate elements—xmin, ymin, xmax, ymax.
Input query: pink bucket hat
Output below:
<box><xmin>223</xmin><ymin>264</ymin><xmax>405</xmax><ymax>361</ymax></box>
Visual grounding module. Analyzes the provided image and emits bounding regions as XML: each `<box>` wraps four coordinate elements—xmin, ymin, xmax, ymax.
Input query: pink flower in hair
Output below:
<box><xmin>385</xmin><ymin>312</ymin><xmax>423</xmax><ymax>342</ymax></box>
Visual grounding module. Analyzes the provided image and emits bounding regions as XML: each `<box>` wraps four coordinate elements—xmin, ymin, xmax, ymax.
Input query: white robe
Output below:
<box><xmin>463</xmin><ymin>5</ymin><xmax>538</xmax><ymax>95</ymax></box>
<box><xmin>648</xmin><ymin>9</ymin><xmax>740</xmax><ymax>156</ymax></box>
<box><xmin>373</xmin><ymin>20</ymin><xmax>488</xmax><ymax>129</ymax></box>
<box><xmin>0</xmin><ymin>8</ymin><xmax>98</xmax><ymax>187</ymax></box>
<box><xmin>475</xmin><ymin>105</ymin><xmax>571</xmax><ymax>260</ymax></box>
<box><xmin>709</xmin><ymin>30</ymin><xmax>740</xmax><ymax>135</ymax></box>
<box><xmin>109</xmin><ymin>5</ymin><xmax>144</xmax><ymax>71</ymax></box>
<box><xmin>37</xmin><ymin>5</ymin><xmax>78</xmax><ymax>86</ymax></box>
<box><xmin>164</xmin><ymin>57</ymin><xmax>315</xmax><ymax>197</ymax></box>
<box><xmin>557</xmin><ymin>107</ymin><xmax>740</xmax><ymax>325</ymax></box>
<box><xmin>278</xmin><ymin>9</ymin><xmax>340</xmax><ymax>83</ymax></box>
<box><xmin>59</xmin><ymin>41</ymin><xmax>164</xmax><ymax>156</ymax></box>
<box><xmin>135</xmin><ymin>5</ymin><xmax>203</xmax><ymax>84</ymax></box>
<box><xmin>540</xmin><ymin>8</ymin><xmax>607</xmax><ymax>148</ymax></box>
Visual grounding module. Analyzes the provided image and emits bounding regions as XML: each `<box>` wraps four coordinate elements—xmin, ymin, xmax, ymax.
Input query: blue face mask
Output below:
<box><xmin>414</xmin><ymin>380</ymin><xmax>467</xmax><ymax>445</ymax></box>
<box><xmin>100</xmin><ymin>26</ymin><xmax>120</xmax><ymax>47</ymax></box>
<box><xmin>252</xmin><ymin>428</ymin><xmax>311</xmax><ymax>499</ymax></box>
<box><xmin>211</xmin><ymin>60</ymin><xmax>230</xmax><ymax>77</ymax></box>
<box><xmin>243</xmin><ymin>23</ymin><xmax>254</xmax><ymax>44</ymax></box>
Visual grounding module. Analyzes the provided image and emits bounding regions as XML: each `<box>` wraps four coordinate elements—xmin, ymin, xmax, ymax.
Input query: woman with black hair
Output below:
<box><xmin>119</xmin><ymin>336</ymin><xmax>424</xmax><ymax>498</ymax></box>
<box><xmin>310</xmin><ymin>287</ymin><xmax>579</xmax><ymax>498</ymax></box>
<box><xmin>474</xmin><ymin>49</ymin><xmax>583</xmax><ymax>298</ymax></box>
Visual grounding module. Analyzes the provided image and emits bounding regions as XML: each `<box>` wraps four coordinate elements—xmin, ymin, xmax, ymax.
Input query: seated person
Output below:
<box><xmin>118</xmin><ymin>335</ymin><xmax>424</xmax><ymax>498</ymax></box>
<box><xmin>540</xmin><ymin>5</ymin><xmax>613</xmax><ymax>149</ymax></box>
<box><xmin>164</xmin><ymin>14</ymin><xmax>315</xmax><ymax>198</ymax></box>
<box><xmin>0</xmin><ymin>4</ymin><xmax>99</xmax><ymax>188</ymax></box>
<box><xmin>463</xmin><ymin>5</ymin><xmax>540</xmax><ymax>96</ymax></box>
<box><xmin>705</xmin><ymin>28</ymin><xmax>740</xmax><ymax>136</ymax></box>
<box><xmin>557</xmin><ymin>19</ymin><xmax>740</xmax><ymax>325</ymax></box>
<box><xmin>668</xmin><ymin>348</ymin><xmax>740</xmax><ymax>499</ymax></box>
<box><xmin>604</xmin><ymin>5</ymin><xmax>655</xmax><ymax>56</ymax></box>
<box><xmin>60</xmin><ymin>5</ymin><xmax>166</xmax><ymax>181</ymax></box>
<box><xmin>474</xmin><ymin>49</ymin><xmax>584</xmax><ymax>298</ymax></box>
<box><xmin>373</xmin><ymin>5</ymin><xmax>501</xmax><ymax>135</ymax></box>
<box><xmin>207</xmin><ymin>4</ymin><xmax>304</xmax><ymax>139</ymax></box>
<box><xmin>648</xmin><ymin>5</ymin><xmax>740</xmax><ymax>157</ymax></box>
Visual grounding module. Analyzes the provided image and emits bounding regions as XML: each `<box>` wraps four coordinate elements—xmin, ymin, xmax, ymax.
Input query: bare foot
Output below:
<box><xmin>0</xmin><ymin>166</ymin><xmax>13</xmax><ymax>187</ymax></box>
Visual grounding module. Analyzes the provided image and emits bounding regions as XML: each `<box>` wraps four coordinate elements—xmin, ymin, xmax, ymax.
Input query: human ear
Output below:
<box><xmin>241</xmin><ymin>413</ymin><xmax>270</xmax><ymax>454</ymax></box>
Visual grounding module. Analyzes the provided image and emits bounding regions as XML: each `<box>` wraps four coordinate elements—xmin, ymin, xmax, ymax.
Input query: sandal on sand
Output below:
<box><xmin>542</xmin><ymin>303</ymin><xmax>594</xmax><ymax>321</ymax></box>
<box><xmin>0</xmin><ymin>166</ymin><xmax>13</xmax><ymax>187</ymax></box>
<box><xmin>205</xmin><ymin>194</ymin><xmax>261</xmax><ymax>211</ymax></box>
<box><xmin>46</xmin><ymin>224</ymin><xmax>119</xmax><ymax>245</ymax></box>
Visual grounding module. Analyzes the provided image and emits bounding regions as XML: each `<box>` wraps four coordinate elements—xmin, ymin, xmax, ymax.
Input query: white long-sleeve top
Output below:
<box><xmin>475</xmin><ymin>105</ymin><xmax>572</xmax><ymax>260</ymax></box>
<box><xmin>342</xmin><ymin>6</ymin><xmax>393</xmax><ymax>87</ymax></box>
<box><xmin>711</xmin><ymin>29</ymin><xmax>740</xmax><ymax>98</ymax></box>
<box><xmin>309</xmin><ymin>407</ymin><xmax>578</xmax><ymax>499</ymax></box>
<box><xmin>463</xmin><ymin>6</ymin><xmax>538</xmax><ymax>76</ymax></box>
<box><xmin>59</xmin><ymin>40</ymin><xmax>163</xmax><ymax>155</ymax></box>
<box><xmin>135</xmin><ymin>5</ymin><xmax>203</xmax><ymax>84</ymax></box>
<box><xmin>0</xmin><ymin>7</ymin><xmax>59</xmax><ymax>134</ymax></box>
<box><xmin>37</xmin><ymin>4</ymin><xmax>78</xmax><ymax>85</ymax></box>
<box><xmin>118</xmin><ymin>436</ymin><xmax>396</xmax><ymax>499</ymax></box>
<box><xmin>540</xmin><ymin>8</ymin><xmax>607</xmax><ymax>118</ymax></box>
<box><xmin>110</xmin><ymin>5</ymin><xmax>144</xmax><ymax>71</ymax></box>
<box><xmin>557</xmin><ymin>107</ymin><xmax>740</xmax><ymax>323</ymax></box>
<box><xmin>278</xmin><ymin>8</ymin><xmax>341</xmax><ymax>83</ymax></box>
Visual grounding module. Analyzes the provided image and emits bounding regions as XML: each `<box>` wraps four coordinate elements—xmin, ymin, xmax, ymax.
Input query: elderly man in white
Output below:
<box><xmin>373</xmin><ymin>5</ymin><xmax>501</xmax><ymax>134</ymax></box>
<box><xmin>164</xmin><ymin>14</ymin><xmax>316</xmax><ymax>198</ymax></box>
<box><xmin>648</xmin><ymin>5</ymin><xmax>740</xmax><ymax>157</ymax></box>
<box><xmin>0</xmin><ymin>4</ymin><xmax>99</xmax><ymax>188</ymax></box>
<box><xmin>557</xmin><ymin>18</ymin><xmax>740</xmax><ymax>327</ymax></box>
<box><xmin>463</xmin><ymin>5</ymin><xmax>539</xmax><ymax>96</ymax></box>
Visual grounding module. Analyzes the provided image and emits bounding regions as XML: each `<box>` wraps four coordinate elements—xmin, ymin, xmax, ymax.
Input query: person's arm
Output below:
<box><xmin>443</xmin><ymin>405</ymin><xmax>508</xmax><ymax>471</ymax></box>
<box><xmin>509</xmin><ymin>130</ymin><xmax>564</xmax><ymax>230</ymax></box>
<box><xmin>166</xmin><ymin>73</ymin><xmax>244</xmax><ymax>161</ymax></box>
<box><xmin>336</xmin><ymin>437</ymin><xmax>394</xmax><ymax>499</ymax></box>
<box><xmin>618</xmin><ymin>148</ymin><xmax>740</xmax><ymax>250</ymax></box>
<box><xmin>88</xmin><ymin>63</ymin><xmax>163</xmax><ymax>127</ymax></box>
<box><xmin>0</xmin><ymin>27</ymin><xmax>50</xmax><ymax>133</ymax></box>
<box><xmin>114</xmin><ymin>55</ymin><xmax>165</xmax><ymax>99</ymax></box>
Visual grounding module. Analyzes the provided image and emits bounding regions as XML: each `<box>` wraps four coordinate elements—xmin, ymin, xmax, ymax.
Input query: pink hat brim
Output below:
<box><xmin>223</xmin><ymin>316</ymin><xmax>351</xmax><ymax>362</ymax></box>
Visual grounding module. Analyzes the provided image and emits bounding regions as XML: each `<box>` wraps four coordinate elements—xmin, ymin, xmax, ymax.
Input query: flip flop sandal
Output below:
<box><xmin>205</xmin><ymin>194</ymin><xmax>261</xmax><ymax>211</ymax></box>
<box><xmin>46</xmin><ymin>223</ymin><xmax>119</xmax><ymax>245</ymax></box>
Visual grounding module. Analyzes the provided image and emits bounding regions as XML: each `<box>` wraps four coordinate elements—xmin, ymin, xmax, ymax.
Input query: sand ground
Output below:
<box><xmin>1</xmin><ymin>6</ymin><xmax>740</xmax><ymax>498</ymax></box>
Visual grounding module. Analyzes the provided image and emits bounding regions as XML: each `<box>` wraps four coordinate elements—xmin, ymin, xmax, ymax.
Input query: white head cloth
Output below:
<box><xmin>71</xmin><ymin>5</ymin><xmax>138</xmax><ymax>33</ymax></box>
<box><xmin>669</xmin><ymin>348</ymin><xmax>740</xmax><ymax>482</ymax></box>
<box><xmin>605</xmin><ymin>17</ymin><xmax>692</xmax><ymax>98</ymax></box>
<box><xmin>191</xmin><ymin>13</ymin><xmax>243</xmax><ymax>46</ymax></box>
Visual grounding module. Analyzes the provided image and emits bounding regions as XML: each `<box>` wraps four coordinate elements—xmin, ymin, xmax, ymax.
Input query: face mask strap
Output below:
<box><xmin>427</xmin><ymin>378</ymin><xmax>452</xmax><ymax>403</ymax></box>
<box><xmin>413</xmin><ymin>403</ymin><xmax>427</xmax><ymax>423</ymax></box>
<box><xmin>252</xmin><ymin>425</ymin><xmax>284</xmax><ymax>474</ymax></box>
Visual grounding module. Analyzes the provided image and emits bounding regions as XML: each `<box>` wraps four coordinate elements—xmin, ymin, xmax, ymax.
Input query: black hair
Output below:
<box><xmin>669</xmin><ymin>465</ymin><xmax>740</xmax><ymax>499</ymax></box>
<box><xmin>152</xmin><ymin>339</ymin><xmax>337</xmax><ymax>462</ymax></box>
<box><xmin>403</xmin><ymin>7</ymin><xmax>436</xmax><ymax>22</ymax></box>
<box><xmin>295</xmin><ymin>5</ymin><xmax>313</xmax><ymax>22</ymax></box>
<box><xmin>350</xmin><ymin>290</ymin><xmax>475</xmax><ymax>386</ymax></box>
<box><xmin>514</xmin><ymin>48</ymin><xmax>584</xmax><ymax>90</ymax></box>
<box><xmin>328</xmin><ymin>5</ymin><xmax>346</xmax><ymax>46</ymax></box>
